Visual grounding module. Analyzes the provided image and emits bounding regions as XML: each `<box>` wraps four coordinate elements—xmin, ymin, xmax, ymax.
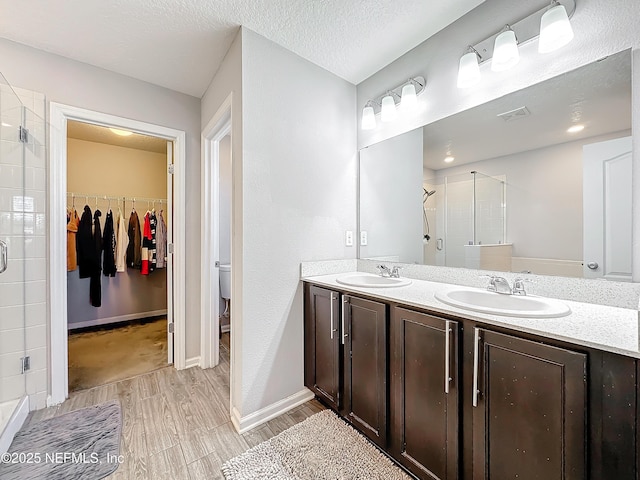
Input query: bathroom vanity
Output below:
<box><xmin>303</xmin><ymin>271</ymin><xmax>639</xmax><ymax>480</ymax></box>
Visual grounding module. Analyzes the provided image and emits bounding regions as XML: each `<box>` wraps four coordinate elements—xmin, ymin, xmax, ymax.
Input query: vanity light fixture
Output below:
<box><xmin>381</xmin><ymin>92</ymin><xmax>399</xmax><ymax>122</ymax></box>
<box><xmin>567</xmin><ymin>124</ymin><xmax>584</xmax><ymax>133</ymax></box>
<box><xmin>109</xmin><ymin>128</ymin><xmax>133</xmax><ymax>136</ymax></box>
<box><xmin>491</xmin><ymin>25</ymin><xmax>520</xmax><ymax>72</ymax></box>
<box><xmin>360</xmin><ymin>76</ymin><xmax>426</xmax><ymax>130</ymax></box>
<box><xmin>457</xmin><ymin>47</ymin><xmax>482</xmax><ymax>88</ymax></box>
<box><xmin>456</xmin><ymin>0</ymin><xmax>575</xmax><ymax>88</ymax></box>
<box><xmin>361</xmin><ymin>101</ymin><xmax>377</xmax><ymax>130</ymax></box>
<box><xmin>401</xmin><ymin>82</ymin><xmax>418</xmax><ymax>110</ymax></box>
<box><xmin>539</xmin><ymin>0</ymin><xmax>574</xmax><ymax>53</ymax></box>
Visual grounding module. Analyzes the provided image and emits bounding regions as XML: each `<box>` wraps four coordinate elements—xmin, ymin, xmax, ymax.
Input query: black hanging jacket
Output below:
<box><xmin>90</xmin><ymin>209</ymin><xmax>103</xmax><ymax>307</ymax></box>
<box><xmin>102</xmin><ymin>211</ymin><xmax>117</xmax><ymax>277</ymax></box>
<box><xmin>76</xmin><ymin>206</ymin><xmax>94</xmax><ymax>278</ymax></box>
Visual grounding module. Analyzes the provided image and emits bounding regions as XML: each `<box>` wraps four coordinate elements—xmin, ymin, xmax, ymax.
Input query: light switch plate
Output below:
<box><xmin>360</xmin><ymin>231</ymin><xmax>368</xmax><ymax>246</ymax></box>
<box><xmin>345</xmin><ymin>231</ymin><xmax>354</xmax><ymax>246</ymax></box>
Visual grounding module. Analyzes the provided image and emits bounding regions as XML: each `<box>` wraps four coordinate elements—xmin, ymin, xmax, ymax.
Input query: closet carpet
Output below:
<box><xmin>68</xmin><ymin>317</ymin><xmax>168</xmax><ymax>391</ymax></box>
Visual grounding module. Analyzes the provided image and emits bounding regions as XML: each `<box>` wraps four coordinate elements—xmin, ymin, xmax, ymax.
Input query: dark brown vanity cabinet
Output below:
<box><xmin>391</xmin><ymin>308</ymin><xmax>459</xmax><ymax>480</ymax></box>
<box><xmin>304</xmin><ymin>285</ymin><xmax>388</xmax><ymax>448</ymax></box>
<box><xmin>304</xmin><ymin>283</ymin><xmax>636</xmax><ymax>479</ymax></box>
<box><xmin>304</xmin><ymin>285</ymin><xmax>341</xmax><ymax>410</ymax></box>
<box><xmin>471</xmin><ymin>328</ymin><xmax>587</xmax><ymax>480</ymax></box>
<box><xmin>342</xmin><ymin>294</ymin><xmax>388</xmax><ymax>448</ymax></box>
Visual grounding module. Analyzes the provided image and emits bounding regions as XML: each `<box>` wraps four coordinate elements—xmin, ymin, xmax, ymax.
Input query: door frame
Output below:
<box><xmin>48</xmin><ymin>102</ymin><xmax>187</xmax><ymax>406</ymax></box>
<box><xmin>200</xmin><ymin>93</ymin><xmax>232</xmax><ymax>369</ymax></box>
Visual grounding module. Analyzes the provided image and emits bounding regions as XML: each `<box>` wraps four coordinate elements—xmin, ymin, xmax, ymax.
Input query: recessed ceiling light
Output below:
<box><xmin>567</xmin><ymin>124</ymin><xmax>584</xmax><ymax>133</ymax></box>
<box><xmin>444</xmin><ymin>156</ymin><xmax>455</xmax><ymax>163</ymax></box>
<box><xmin>109</xmin><ymin>128</ymin><xmax>133</xmax><ymax>136</ymax></box>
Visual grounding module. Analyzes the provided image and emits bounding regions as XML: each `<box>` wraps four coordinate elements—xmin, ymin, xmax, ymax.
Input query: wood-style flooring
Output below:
<box><xmin>25</xmin><ymin>338</ymin><xmax>325</xmax><ymax>479</ymax></box>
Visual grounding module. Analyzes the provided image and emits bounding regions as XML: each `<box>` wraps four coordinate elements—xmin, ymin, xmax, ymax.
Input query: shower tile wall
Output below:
<box><xmin>0</xmin><ymin>86</ymin><xmax>47</xmax><ymax>410</ymax></box>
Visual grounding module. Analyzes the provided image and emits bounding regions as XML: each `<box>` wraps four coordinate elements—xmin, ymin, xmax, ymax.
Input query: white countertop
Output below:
<box><xmin>303</xmin><ymin>272</ymin><xmax>640</xmax><ymax>359</ymax></box>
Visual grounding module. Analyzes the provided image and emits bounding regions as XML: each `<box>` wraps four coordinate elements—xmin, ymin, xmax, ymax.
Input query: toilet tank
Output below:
<box><xmin>219</xmin><ymin>264</ymin><xmax>231</xmax><ymax>300</ymax></box>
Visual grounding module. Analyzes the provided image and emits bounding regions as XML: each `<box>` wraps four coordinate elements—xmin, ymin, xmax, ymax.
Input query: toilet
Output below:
<box><xmin>219</xmin><ymin>264</ymin><xmax>231</xmax><ymax>317</ymax></box>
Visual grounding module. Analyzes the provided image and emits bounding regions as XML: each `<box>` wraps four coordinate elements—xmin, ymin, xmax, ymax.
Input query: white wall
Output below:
<box><xmin>201</xmin><ymin>27</ymin><xmax>244</xmax><ymax>409</ymax></box>
<box><xmin>239</xmin><ymin>28</ymin><xmax>357</xmax><ymax>417</ymax></box>
<box><xmin>219</xmin><ymin>134</ymin><xmax>232</xmax><ymax>329</ymax></box>
<box><xmin>0</xmin><ymin>39</ymin><xmax>203</xmax><ymax>362</ymax></box>
<box><xmin>360</xmin><ymin>128</ymin><xmax>423</xmax><ymax>263</ymax></box>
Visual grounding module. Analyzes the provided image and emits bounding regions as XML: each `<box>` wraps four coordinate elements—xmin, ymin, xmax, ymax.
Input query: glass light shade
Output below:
<box><xmin>381</xmin><ymin>95</ymin><xmax>397</xmax><ymax>122</ymax></box>
<box><xmin>457</xmin><ymin>51</ymin><xmax>481</xmax><ymax>88</ymax></box>
<box><xmin>538</xmin><ymin>4</ymin><xmax>574</xmax><ymax>53</ymax></box>
<box><xmin>491</xmin><ymin>29</ymin><xmax>519</xmax><ymax>72</ymax></box>
<box><xmin>401</xmin><ymin>84</ymin><xmax>418</xmax><ymax>110</ymax></box>
<box><xmin>361</xmin><ymin>105</ymin><xmax>376</xmax><ymax>130</ymax></box>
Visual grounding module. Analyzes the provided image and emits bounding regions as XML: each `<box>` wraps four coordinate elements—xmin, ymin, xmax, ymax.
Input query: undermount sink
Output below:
<box><xmin>435</xmin><ymin>287</ymin><xmax>571</xmax><ymax>318</ymax></box>
<box><xmin>336</xmin><ymin>273</ymin><xmax>412</xmax><ymax>288</ymax></box>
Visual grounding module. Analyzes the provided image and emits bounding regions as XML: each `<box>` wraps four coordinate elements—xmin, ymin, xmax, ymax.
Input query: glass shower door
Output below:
<box><xmin>0</xmin><ymin>74</ymin><xmax>27</xmax><ymax>438</ymax></box>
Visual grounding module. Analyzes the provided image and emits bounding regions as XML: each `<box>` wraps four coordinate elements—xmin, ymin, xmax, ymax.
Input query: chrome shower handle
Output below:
<box><xmin>0</xmin><ymin>240</ymin><xmax>7</xmax><ymax>274</ymax></box>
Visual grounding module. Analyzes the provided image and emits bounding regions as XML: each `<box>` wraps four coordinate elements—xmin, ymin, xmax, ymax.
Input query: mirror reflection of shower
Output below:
<box><xmin>423</xmin><ymin>188</ymin><xmax>436</xmax><ymax>243</ymax></box>
<box><xmin>423</xmin><ymin>171</ymin><xmax>506</xmax><ymax>268</ymax></box>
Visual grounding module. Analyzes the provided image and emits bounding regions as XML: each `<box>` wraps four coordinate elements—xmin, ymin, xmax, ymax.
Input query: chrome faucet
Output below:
<box><xmin>485</xmin><ymin>275</ymin><xmax>512</xmax><ymax>295</ymax></box>
<box><xmin>377</xmin><ymin>264</ymin><xmax>402</xmax><ymax>278</ymax></box>
<box><xmin>512</xmin><ymin>278</ymin><xmax>528</xmax><ymax>296</ymax></box>
<box><xmin>377</xmin><ymin>265</ymin><xmax>392</xmax><ymax>277</ymax></box>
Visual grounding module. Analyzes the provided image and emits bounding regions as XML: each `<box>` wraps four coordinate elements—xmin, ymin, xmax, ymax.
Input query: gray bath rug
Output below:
<box><xmin>222</xmin><ymin>409</ymin><xmax>411</xmax><ymax>479</ymax></box>
<box><xmin>0</xmin><ymin>400</ymin><xmax>122</xmax><ymax>480</ymax></box>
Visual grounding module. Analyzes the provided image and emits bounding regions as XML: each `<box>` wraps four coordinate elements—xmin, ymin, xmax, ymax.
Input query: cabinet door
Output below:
<box><xmin>304</xmin><ymin>285</ymin><xmax>341</xmax><ymax>410</ymax></box>
<box><xmin>343</xmin><ymin>295</ymin><xmax>387</xmax><ymax>448</ymax></box>
<box><xmin>472</xmin><ymin>328</ymin><xmax>586</xmax><ymax>480</ymax></box>
<box><xmin>391</xmin><ymin>308</ymin><xmax>459</xmax><ymax>480</ymax></box>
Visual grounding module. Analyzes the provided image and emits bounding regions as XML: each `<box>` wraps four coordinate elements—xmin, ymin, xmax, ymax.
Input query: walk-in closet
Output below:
<box><xmin>65</xmin><ymin>121</ymin><xmax>172</xmax><ymax>391</ymax></box>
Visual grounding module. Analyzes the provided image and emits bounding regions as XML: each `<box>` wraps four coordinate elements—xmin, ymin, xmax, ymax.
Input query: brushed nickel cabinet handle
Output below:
<box><xmin>342</xmin><ymin>297</ymin><xmax>348</xmax><ymax>345</ymax></box>
<box><xmin>472</xmin><ymin>327</ymin><xmax>480</xmax><ymax>407</ymax></box>
<box><xmin>330</xmin><ymin>293</ymin><xmax>336</xmax><ymax>339</ymax></box>
<box><xmin>445</xmin><ymin>320</ymin><xmax>451</xmax><ymax>394</ymax></box>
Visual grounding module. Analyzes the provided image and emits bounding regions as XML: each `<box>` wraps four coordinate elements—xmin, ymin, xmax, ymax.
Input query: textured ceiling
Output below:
<box><xmin>68</xmin><ymin>120</ymin><xmax>168</xmax><ymax>153</ymax></box>
<box><xmin>423</xmin><ymin>51</ymin><xmax>632</xmax><ymax>171</ymax></box>
<box><xmin>0</xmin><ymin>0</ymin><xmax>484</xmax><ymax>97</ymax></box>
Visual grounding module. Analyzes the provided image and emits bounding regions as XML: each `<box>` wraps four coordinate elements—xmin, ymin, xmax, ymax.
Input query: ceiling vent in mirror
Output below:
<box><xmin>457</xmin><ymin>0</ymin><xmax>576</xmax><ymax>88</ymax></box>
<box><xmin>497</xmin><ymin>106</ymin><xmax>531</xmax><ymax>122</ymax></box>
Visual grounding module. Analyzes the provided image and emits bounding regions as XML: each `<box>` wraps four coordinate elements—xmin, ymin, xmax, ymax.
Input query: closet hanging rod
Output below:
<box><xmin>67</xmin><ymin>193</ymin><xmax>167</xmax><ymax>204</ymax></box>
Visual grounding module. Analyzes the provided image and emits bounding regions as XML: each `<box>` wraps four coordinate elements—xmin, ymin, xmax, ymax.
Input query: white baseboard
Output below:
<box><xmin>231</xmin><ymin>388</ymin><xmax>315</xmax><ymax>434</ymax></box>
<box><xmin>185</xmin><ymin>356</ymin><xmax>201</xmax><ymax>369</ymax></box>
<box><xmin>221</xmin><ymin>324</ymin><xmax>231</xmax><ymax>333</ymax></box>
<box><xmin>68</xmin><ymin>310</ymin><xmax>168</xmax><ymax>330</ymax></box>
<box><xmin>0</xmin><ymin>396</ymin><xmax>29</xmax><ymax>454</ymax></box>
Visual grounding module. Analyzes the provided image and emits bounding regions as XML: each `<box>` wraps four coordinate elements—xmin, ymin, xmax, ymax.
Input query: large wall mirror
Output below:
<box><xmin>359</xmin><ymin>49</ymin><xmax>632</xmax><ymax>281</ymax></box>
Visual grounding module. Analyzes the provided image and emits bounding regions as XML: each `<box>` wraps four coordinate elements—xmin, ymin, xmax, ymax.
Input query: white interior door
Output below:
<box><xmin>583</xmin><ymin>136</ymin><xmax>632</xmax><ymax>281</ymax></box>
<box><xmin>166</xmin><ymin>141</ymin><xmax>174</xmax><ymax>363</ymax></box>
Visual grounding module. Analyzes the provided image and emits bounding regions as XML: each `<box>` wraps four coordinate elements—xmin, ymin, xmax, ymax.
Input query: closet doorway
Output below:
<box><xmin>49</xmin><ymin>103</ymin><xmax>187</xmax><ymax>405</ymax></box>
<box><xmin>65</xmin><ymin>121</ymin><xmax>172</xmax><ymax>391</ymax></box>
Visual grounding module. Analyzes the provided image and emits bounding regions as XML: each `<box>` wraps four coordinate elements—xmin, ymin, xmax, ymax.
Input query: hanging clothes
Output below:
<box><xmin>156</xmin><ymin>210</ymin><xmax>167</xmax><ymax>269</ymax></box>
<box><xmin>141</xmin><ymin>212</ymin><xmax>151</xmax><ymax>275</ymax></box>
<box><xmin>66</xmin><ymin>208</ymin><xmax>80</xmax><ymax>271</ymax></box>
<box><xmin>76</xmin><ymin>206</ymin><xmax>94</xmax><ymax>278</ymax></box>
<box><xmin>126</xmin><ymin>210</ymin><xmax>141</xmax><ymax>269</ymax></box>
<box><xmin>115</xmin><ymin>208</ymin><xmax>129</xmax><ymax>273</ymax></box>
<box><xmin>102</xmin><ymin>210</ymin><xmax>117</xmax><ymax>277</ymax></box>
<box><xmin>90</xmin><ymin>209</ymin><xmax>103</xmax><ymax>307</ymax></box>
<box><xmin>149</xmin><ymin>211</ymin><xmax>157</xmax><ymax>273</ymax></box>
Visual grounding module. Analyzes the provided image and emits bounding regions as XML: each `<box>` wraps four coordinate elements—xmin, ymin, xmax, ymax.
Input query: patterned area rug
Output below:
<box><xmin>0</xmin><ymin>401</ymin><xmax>122</xmax><ymax>480</ymax></box>
<box><xmin>222</xmin><ymin>409</ymin><xmax>411</xmax><ymax>479</ymax></box>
